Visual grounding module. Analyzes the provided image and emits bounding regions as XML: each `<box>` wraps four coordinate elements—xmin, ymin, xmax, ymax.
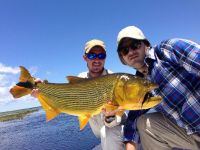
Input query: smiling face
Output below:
<box><xmin>84</xmin><ymin>46</ymin><xmax>106</xmax><ymax>77</ymax></box>
<box><xmin>119</xmin><ymin>38</ymin><xmax>146</xmax><ymax>70</ymax></box>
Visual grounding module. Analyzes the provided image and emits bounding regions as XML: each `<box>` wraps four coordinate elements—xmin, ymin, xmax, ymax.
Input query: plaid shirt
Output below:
<box><xmin>124</xmin><ymin>38</ymin><xmax>200</xmax><ymax>143</ymax></box>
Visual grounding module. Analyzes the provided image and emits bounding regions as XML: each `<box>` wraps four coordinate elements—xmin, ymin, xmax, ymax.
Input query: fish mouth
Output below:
<box><xmin>149</xmin><ymin>83</ymin><xmax>159</xmax><ymax>90</ymax></box>
<box><xmin>142</xmin><ymin>92</ymin><xmax>152</xmax><ymax>105</ymax></box>
<box><xmin>141</xmin><ymin>92</ymin><xmax>162</xmax><ymax>109</ymax></box>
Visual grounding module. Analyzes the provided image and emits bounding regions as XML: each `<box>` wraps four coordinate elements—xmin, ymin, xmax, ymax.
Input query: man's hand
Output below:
<box><xmin>30</xmin><ymin>79</ymin><xmax>43</xmax><ymax>98</ymax></box>
<box><xmin>31</xmin><ymin>89</ymin><xmax>40</xmax><ymax>98</ymax></box>
<box><xmin>102</xmin><ymin>107</ymin><xmax>124</xmax><ymax>117</ymax></box>
<box><xmin>125</xmin><ymin>142</ymin><xmax>137</xmax><ymax>150</ymax></box>
<box><xmin>101</xmin><ymin>103</ymin><xmax>126</xmax><ymax>128</ymax></box>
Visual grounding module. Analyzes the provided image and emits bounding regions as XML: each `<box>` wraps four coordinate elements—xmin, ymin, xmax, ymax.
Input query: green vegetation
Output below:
<box><xmin>0</xmin><ymin>107</ymin><xmax>41</xmax><ymax>122</ymax></box>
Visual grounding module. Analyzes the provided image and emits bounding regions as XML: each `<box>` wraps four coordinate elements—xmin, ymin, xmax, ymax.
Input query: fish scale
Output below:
<box><xmin>37</xmin><ymin>79</ymin><xmax>115</xmax><ymax>113</ymax></box>
<box><xmin>10</xmin><ymin>66</ymin><xmax>162</xmax><ymax>130</ymax></box>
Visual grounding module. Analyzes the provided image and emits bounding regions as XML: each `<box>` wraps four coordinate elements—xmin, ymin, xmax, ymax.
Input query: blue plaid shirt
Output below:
<box><xmin>124</xmin><ymin>38</ymin><xmax>200</xmax><ymax>143</ymax></box>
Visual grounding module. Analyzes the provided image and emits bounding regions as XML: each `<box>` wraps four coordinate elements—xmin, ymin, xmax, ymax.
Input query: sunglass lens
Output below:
<box><xmin>98</xmin><ymin>53</ymin><xmax>106</xmax><ymax>59</ymax></box>
<box><xmin>130</xmin><ymin>41</ymin><xmax>141</xmax><ymax>50</ymax></box>
<box><xmin>121</xmin><ymin>47</ymin><xmax>129</xmax><ymax>55</ymax></box>
<box><xmin>87</xmin><ymin>53</ymin><xmax>106</xmax><ymax>60</ymax></box>
<box><xmin>87</xmin><ymin>53</ymin><xmax>96</xmax><ymax>60</ymax></box>
<box><xmin>120</xmin><ymin>41</ymin><xmax>141</xmax><ymax>56</ymax></box>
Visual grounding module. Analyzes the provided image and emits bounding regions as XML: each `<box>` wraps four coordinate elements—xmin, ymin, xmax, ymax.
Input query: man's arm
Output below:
<box><xmin>156</xmin><ymin>38</ymin><xmax>200</xmax><ymax>76</ymax></box>
<box><xmin>124</xmin><ymin>110</ymin><xmax>149</xmax><ymax>149</ymax></box>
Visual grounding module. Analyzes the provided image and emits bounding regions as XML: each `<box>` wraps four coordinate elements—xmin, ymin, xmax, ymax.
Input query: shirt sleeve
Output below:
<box><xmin>77</xmin><ymin>72</ymin><xmax>88</xmax><ymax>78</ymax></box>
<box><xmin>155</xmin><ymin>38</ymin><xmax>200</xmax><ymax>77</ymax></box>
<box><xmin>123</xmin><ymin>110</ymin><xmax>149</xmax><ymax>143</ymax></box>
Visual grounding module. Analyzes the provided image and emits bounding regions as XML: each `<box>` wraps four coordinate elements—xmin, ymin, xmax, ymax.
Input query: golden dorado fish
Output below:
<box><xmin>10</xmin><ymin>66</ymin><xmax>162</xmax><ymax>130</ymax></box>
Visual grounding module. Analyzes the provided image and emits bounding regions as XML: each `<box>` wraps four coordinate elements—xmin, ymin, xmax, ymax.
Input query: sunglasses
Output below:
<box><xmin>86</xmin><ymin>53</ymin><xmax>106</xmax><ymax>60</ymax></box>
<box><xmin>119</xmin><ymin>40</ymin><xmax>141</xmax><ymax>56</ymax></box>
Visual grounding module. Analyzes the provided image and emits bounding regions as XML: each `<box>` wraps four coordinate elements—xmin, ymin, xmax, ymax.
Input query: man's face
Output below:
<box><xmin>119</xmin><ymin>39</ymin><xmax>146</xmax><ymax>69</ymax></box>
<box><xmin>84</xmin><ymin>46</ymin><xmax>106</xmax><ymax>74</ymax></box>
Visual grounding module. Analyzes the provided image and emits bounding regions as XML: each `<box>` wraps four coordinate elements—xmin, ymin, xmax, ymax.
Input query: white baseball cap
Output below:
<box><xmin>84</xmin><ymin>39</ymin><xmax>106</xmax><ymax>54</ymax></box>
<box><xmin>117</xmin><ymin>26</ymin><xmax>150</xmax><ymax>64</ymax></box>
<box><xmin>117</xmin><ymin>26</ymin><xmax>148</xmax><ymax>44</ymax></box>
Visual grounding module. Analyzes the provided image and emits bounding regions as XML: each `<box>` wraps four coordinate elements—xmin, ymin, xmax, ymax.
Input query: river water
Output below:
<box><xmin>0</xmin><ymin>109</ymin><xmax>100</xmax><ymax>150</ymax></box>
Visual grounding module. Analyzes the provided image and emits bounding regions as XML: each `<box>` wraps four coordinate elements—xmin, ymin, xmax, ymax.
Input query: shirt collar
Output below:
<box><xmin>145</xmin><ymin>47</ymin><xmax>156</xmax><ymax>60</ymax></box>
<box><xmin>87</xmin><ymin>68</ymin><xmax>108</xmax><ymax>78</ymax></box>
<box><xmin>145</xmin><ymin>47</ymin><xmax>156</xmax><ymax>75</ymax></box>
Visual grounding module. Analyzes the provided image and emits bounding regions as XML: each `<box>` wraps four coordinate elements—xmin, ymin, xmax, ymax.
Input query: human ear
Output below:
<box><xmin>83</xmin><ymin>55</ymin><xmax>87</xmax><ymax>61</ymax></box>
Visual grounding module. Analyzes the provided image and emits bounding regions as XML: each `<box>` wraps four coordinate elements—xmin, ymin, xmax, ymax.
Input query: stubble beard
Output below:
<box><xmin>91</xmin><ymin>67</ymin><xmax>104</xmax><ymax>74</ymax></box>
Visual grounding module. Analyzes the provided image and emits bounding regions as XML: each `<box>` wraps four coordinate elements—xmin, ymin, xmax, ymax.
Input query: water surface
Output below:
<box><xmin>0</xmin><ymin>109</ymin><xmax>100</xmax><ymax>150</ymax></box>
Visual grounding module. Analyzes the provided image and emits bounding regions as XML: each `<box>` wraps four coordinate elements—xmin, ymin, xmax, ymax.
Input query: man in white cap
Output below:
<box><xmin>78</xmin><ymin>39</ymin><xmax>126</xmax><ymax>150</ymax></box>
<box><xmin>116</xmin><ymin>26</ymin><xmax>200</xmax><ymax>150</ymax></box>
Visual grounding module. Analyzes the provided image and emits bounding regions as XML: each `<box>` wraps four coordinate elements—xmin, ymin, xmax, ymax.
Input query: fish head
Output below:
<box><xmin>114</xmin><ymin>74</ymin><xmax>160</xmax><ymax>110</ymax></box>
<box><xmin>124</xmin><ymin>77</ymin><xmax>158</xmax><ymax>99</ymax></box>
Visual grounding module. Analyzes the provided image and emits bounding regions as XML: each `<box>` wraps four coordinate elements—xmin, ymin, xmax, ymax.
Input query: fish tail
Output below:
<box><xmin>10</xmin><ymin>66</ymin><xmax>35</xmax><ymax>98</ymax></box>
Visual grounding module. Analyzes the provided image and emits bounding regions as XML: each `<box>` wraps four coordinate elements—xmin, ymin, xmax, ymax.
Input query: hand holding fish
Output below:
<box><xmin>102</xmin><ymin>107</ymin><xmax>124</xmax><ymax>117</ymax></box>
<box><xmin>31</xmin><ymin>79</ymin><xmax>43</xmax><ymax>98</ymax></box>
<box><xmin>101</xmin><ymin>101</ymin><xmax>126</xmax><ymax>128</ymax></box>
<box><xmin>31</xmin><ymin>89</ymin><xmax>40</xmax><ymax>98</ymax></box>
<box><xmin>102</xmin><ymin>107</ymin><xmax>126</xmax><ymax>128</ymax></box>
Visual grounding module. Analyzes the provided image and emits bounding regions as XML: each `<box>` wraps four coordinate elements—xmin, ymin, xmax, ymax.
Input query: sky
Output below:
<box><xmin>0</xmin><ymin>0</ymin><xmax>200</xmax><ymax>112</ymax></box>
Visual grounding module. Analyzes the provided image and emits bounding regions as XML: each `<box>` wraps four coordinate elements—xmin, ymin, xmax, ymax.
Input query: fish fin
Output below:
<box><xmin>66</xmin><ymin>76</ymin><xmax>86</xmax><ymax>83</ymax></box>
<box><xmin>119</xmin><ymin>104</ymin><xmax>142</xmax><ymax>110</ymax></box>
<box><xmin>19</xmin><ymin>66</ymin><xmax>35</xmax><ymax>84</ymax></box>
<box><xmin>104</xmin><ymin>103</ymin><xmax>124</xmax><ymax>118</ymax></box>
<box><xmin>115</xmin><ymin>109</ymin><xmax>125</xmax><ymax>117</ymax></box>
<box><xmin>104</xmin><ymin>103</ymin><xmax>118</xmax><ymax>112</ymax></box>
<box><xmin>78</xmin><ymin>114</ymin><xmax>90</xmax><ymax>130</ymax></box>
<box><xmin>10</xmin><ymin>85</ymin><xmax>32</xmax><ymax>98</ymax></box>
<box><xmin>118</xmin><ymin>106</ymin><xmax>124</xmax><ymax>110</ymax></box>
<box><xmin>38</xmin><ymin>94</ymin><xmax>60</xmax><ymax>121</ymax></box>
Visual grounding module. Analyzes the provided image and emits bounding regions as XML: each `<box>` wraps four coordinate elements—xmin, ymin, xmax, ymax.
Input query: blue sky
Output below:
<box><xmin>0</xmin><ymin>0</ymin><xmax>200</xmax><ymax>112</ymax></box>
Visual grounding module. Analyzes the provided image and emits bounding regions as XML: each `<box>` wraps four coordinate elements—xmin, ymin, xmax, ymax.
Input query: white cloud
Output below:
<box><xmin>0</xmin><ymin>63</ymin><xmax>20</xmax><ymax>74</ymax></box>
<box><xmin>0</xmin><ymin>74</ymin><xmax>9</xmax><ymax>86</ymax></box>
<box><xmin>0</xmin><ymin>86</ymin><xmax>12</xmax><ymax>103</ymax></box>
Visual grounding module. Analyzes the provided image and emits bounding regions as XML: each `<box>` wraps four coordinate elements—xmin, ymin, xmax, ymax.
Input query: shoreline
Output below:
<box><xmin>0</xmin><ymin>106</ymin><xmax>41</xmax><ymax>122</ymax></box>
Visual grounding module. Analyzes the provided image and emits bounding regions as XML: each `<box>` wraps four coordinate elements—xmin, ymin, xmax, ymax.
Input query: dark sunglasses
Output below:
<box><xmin>119</xmin><ymin>40</ymin><xmax>141</xmax><ymax>56</ymax></box>
<box><xmin>86</xmin><ymin>53</ymin><xmax>106</xmax><ymax>60</ymax></box>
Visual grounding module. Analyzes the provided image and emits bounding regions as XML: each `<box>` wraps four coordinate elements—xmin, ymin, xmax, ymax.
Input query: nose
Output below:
<box><xmin>93</xmin><ymin>57</ymin><xmax>100</xmax><ymax>61</ymax></box>
<box><xmin>94</xmin><ymin>57</ymin><xmax>105</xmax><ymax>61</ymax></box>
<box><xmin>92</xmin><ymin>58</ymin><xmax>102</xmax><ymax>65</ymax></box>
